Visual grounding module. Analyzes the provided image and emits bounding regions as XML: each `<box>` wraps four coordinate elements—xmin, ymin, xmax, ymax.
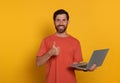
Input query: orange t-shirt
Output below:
<box><xmin>38</xmin><ymin>34</ymin><xmax>83</xmax><ymax>83</ymax></box>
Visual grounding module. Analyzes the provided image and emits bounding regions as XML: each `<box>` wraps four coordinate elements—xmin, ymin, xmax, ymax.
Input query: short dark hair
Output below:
<box><xmin>53</xmin><ymin>9</ymin><xmax>69</xmax><ymax>21</ymax></box>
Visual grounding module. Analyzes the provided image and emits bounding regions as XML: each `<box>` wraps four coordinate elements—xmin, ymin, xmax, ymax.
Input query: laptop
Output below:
<box><xmin>70</xmin><ymin>48</ymin><xmax>109</xmax><ymax>71</ymax></box>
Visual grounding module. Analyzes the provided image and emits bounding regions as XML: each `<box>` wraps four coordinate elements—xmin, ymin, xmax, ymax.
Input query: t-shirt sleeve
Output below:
<box><xmin>37</xmin><ymin>39</ymin><xmax>47</xmax><ymax>57</ymax></box>
<box><xmin>73</xmin><ymin>41</ymin><xmax>83</xmax><ymax>63</ymax></box>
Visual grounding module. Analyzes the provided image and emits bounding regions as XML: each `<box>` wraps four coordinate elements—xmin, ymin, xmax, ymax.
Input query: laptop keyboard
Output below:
<box><xmin>78</xmin><ymin>64</ymin><xmax>87</xmax><ymax>68</ymax></box>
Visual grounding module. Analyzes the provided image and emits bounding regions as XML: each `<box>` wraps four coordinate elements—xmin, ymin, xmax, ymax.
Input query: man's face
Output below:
<box><xmin>54</xmin><ymin>14</ymin><xmax>69</xmax><ymax>33</ymax></box>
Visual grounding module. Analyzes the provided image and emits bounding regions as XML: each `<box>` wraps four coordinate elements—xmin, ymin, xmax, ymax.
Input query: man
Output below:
<box><xmin>36</xmin><ymin>9</ymin><xmax>96</xmax><ymax>83</ymax></box>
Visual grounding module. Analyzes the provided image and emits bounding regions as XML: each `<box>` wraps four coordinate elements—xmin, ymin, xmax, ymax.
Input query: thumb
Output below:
<box><xmin>52</xmin><ymin>41</ymin><xmax>56</xmax><ymax>48</ymax></box>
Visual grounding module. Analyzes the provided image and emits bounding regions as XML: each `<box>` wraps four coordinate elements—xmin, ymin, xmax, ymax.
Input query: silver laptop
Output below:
<box><xmin>70</xmin><ymin>48</ymin><xmax>109</xmax><ymax>71</ymax></box>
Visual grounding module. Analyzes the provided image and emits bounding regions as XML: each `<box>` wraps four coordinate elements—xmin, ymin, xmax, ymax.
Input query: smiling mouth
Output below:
<box><xmin>56</xmin><ymin>25</ymin><xmax>66</xmax><ymax>33</ymax></box>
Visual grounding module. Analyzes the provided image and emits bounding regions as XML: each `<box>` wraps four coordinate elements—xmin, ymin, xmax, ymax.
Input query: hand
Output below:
<box><xmin>48</xmin><ymin>41</ymin><xmax>60</xmax><ymax>56</ymax></box>
<box><xmin>89</xmin><ymin>64</ymin><xmax>97</xmax><ymax>71</ymax></box>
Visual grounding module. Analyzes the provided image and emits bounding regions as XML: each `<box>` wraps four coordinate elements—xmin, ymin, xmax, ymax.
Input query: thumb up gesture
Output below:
<box><xmin>48</xmin><ymin>41</ymin><xmax>60</xmax><ymax>56</ymax></box>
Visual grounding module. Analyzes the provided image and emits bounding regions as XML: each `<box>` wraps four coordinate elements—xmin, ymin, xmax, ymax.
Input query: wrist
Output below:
<box><xmin>47</xmin><ymin>51</ymin><xmax>53</xmax><ymax>57</ymax></box>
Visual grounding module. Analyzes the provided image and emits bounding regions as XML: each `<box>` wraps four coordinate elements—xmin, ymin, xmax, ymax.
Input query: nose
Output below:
<box><xmin>59</xmin><ymin>21</ymin><xmax>63</xmax><ymax>25</ymax></box>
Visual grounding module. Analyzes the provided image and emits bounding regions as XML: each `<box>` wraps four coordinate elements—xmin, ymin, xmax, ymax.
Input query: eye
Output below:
<box><xmin>56</xmin><ymin>19</ymin><xmax>60</xmax><ymax>21</ymax></box>
<box><xmin>63</xmin><ymin>19</ymin><xmax>66</xmax><ymax>21</ymax></box>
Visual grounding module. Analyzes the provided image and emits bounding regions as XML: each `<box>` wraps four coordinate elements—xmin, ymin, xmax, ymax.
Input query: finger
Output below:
<box><xmin>57</xmin><ymin>47</ymin><xmax>61</xmax><ymax>55</ymax></box>
<box><xmin>52</xmin><ymin>41</ymin><xmax>56</xmax><ymax>48</ymax></box>
<box><xmin>89</xmin><ymin>64</ymin><xmax>96</xmax><ymax>71</ymax></box>
<box><xmin>92</xmin><ymin>64</ymin><xmax>96</xmax><ymax>68</ymax></box>
<box><xmin>56</xmin><ymin>47</ymin><xmax>60</xmax><ymax>52</ymax></box>
<box><xmin>55</xmin><ymin>46</ymin><xmax>60</xmax><ymax>50</ymax></box>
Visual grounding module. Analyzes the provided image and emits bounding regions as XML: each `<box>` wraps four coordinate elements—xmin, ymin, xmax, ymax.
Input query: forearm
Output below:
<box><xmin>36</xmin><ymin>52</ymin><xmax>52</xmax><ymax>67</ymax></box>
<box><xmin>36</xmin><ymin>42</ymin><xmax>60</xmax><ymax>66</ymax></box>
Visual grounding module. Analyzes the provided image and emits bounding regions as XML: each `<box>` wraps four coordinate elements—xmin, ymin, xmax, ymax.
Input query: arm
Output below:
<box><xmin>72</xmin><ymin>41</ymin><xmax>96</xmax><ymax>72</ymax></box>
<box><xmin>36</xmin><ymin>52</ymin><xmax>52</xmax><ymax>66</ymax></box>
<box><xmin>36</xmin><ymin>41</ymin><xmax>60</xmax><ymax>67</ymax></box>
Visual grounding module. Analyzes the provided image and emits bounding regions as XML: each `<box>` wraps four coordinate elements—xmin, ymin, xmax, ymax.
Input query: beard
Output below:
<box><xmin>55</xmin><ymin>25</ymin><xmax>67</xmax><ymax>33</ymax></box>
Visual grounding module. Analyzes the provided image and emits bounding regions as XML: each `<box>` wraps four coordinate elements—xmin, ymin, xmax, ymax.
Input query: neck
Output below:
<box><xmin>55</xmin><ymin>32</ymin><xmax>68</xmax><ymax>37</ymax></box>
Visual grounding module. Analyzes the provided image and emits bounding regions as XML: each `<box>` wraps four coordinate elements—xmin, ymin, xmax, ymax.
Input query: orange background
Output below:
<box><xmin>0</xmin><ymin>0</ymin><xmax>120</xmax><ymax>83</ymax></box>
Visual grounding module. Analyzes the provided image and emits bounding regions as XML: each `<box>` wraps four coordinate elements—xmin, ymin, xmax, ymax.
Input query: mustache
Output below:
<box><xmin>57</xmin><ymin>25</ymin><xmax>65</xmax><ymax>27</ymax></box>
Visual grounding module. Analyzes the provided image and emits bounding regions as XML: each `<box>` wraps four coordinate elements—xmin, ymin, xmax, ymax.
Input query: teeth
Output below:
<box><xmin>59</xmin><ymin>26</ymin><xmax>64</xmax><ymax>29</ymax></box>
